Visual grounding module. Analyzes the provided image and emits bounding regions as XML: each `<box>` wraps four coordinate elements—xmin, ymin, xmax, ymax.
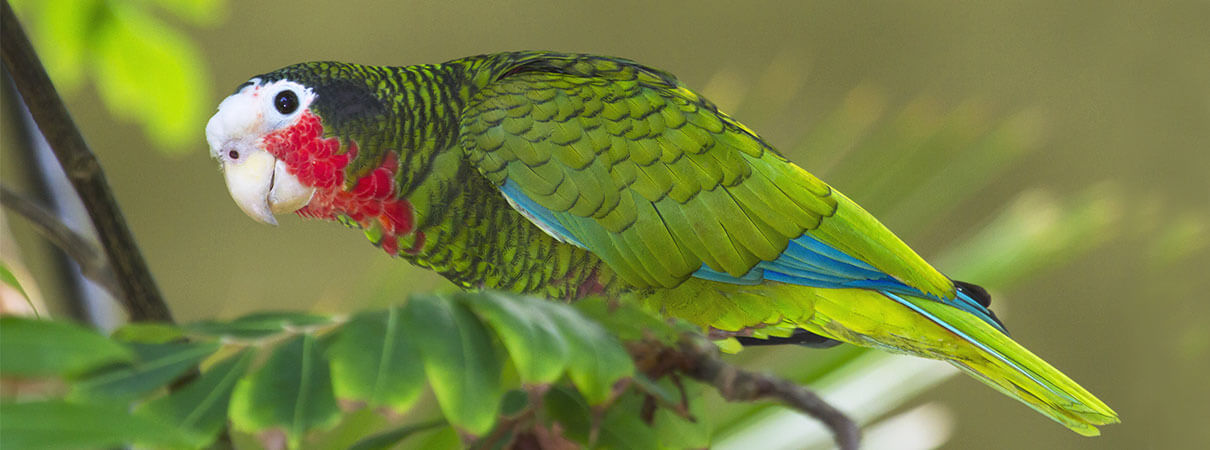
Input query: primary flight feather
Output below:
<box><xmin>205</xmin><ymin>51</ymin><xmax>1117</xmax><ymax>435</ymax></box>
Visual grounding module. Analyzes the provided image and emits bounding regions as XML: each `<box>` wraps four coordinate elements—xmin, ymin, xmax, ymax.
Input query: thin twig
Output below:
<box><xmin>0</xmin><ymin>185</ymin><xmax>122</xmax><ymax>299</ymax></box>
<box><xmin>632</xmin><ymin>336</ymin><xmax>862</xmax><ymax>450</ymax></box>
<box><xmin>2</xmin><ymin>71</ymin><xmax>91</xmax><ymax>322</ymax></box>
<box><xmin>1</xmin><ymin>0</ymin><xmax>172</xmax><ymax>322</ymax></box>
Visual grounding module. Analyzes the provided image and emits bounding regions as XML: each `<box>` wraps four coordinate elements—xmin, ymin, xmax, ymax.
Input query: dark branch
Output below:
<box><xmin>3</xmin><ymin>71</ymin><xmax>91</xmax><ymax>322</ymax></box>
<box><xmin>1</xmin><ymin>1</ymin><xmax>173</xmax><ymax>322</ymax></box>
<box><xmin>631</xmin><ymin>336</ymin><xmax>861</xmax><ymax>450</ymax></box>
<box><xmin>0</xmin><ymin>185</ymin><xmax>122</xmax><ymax>300</ymax></box>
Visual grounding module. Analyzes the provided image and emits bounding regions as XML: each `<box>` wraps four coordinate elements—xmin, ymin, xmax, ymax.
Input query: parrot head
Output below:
<box><xmin>206</xmin><ymin>67</ymin><xmax>417</xmax><ymax>254</ymax></box>
<box><xmin>205</xmin><ymin>78</ymin><xmax>321</xmax><ymax>225</ymax></box>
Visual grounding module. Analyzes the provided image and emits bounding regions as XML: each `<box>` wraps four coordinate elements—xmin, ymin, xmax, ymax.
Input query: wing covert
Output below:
<box><xmin>459</xmin><ymin>56</ymin><xmax>953</xmax><ymax>299</ymax></box>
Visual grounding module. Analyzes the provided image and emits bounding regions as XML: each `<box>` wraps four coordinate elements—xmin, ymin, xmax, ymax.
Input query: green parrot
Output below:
<box><xmin>205</xmin><ymin>51</ymin><xmax>1117</xmax><ymax>435</ymax></box>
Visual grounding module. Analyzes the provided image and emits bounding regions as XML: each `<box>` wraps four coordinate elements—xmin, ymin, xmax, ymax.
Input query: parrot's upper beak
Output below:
<box><xmin>221</xmin><ymin>144</ymin><xmax>314</xmax><ymax>226</ymax></box>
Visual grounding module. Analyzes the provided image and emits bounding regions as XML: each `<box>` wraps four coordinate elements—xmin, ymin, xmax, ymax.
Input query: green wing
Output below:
<box><xmin>459</xmin><ymin>54</ymin><xmax>954</xmax><ymax>298</ymax></box>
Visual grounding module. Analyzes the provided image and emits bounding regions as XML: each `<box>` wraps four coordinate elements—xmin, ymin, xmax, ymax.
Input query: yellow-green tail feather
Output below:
<box><xmin>796</xmin><ymin>285</ymin><xmax>1118</xmax><ymax>436</ymax></box>
<box><xmin>910</xmin><ymin>297</ymin><xmax>1118</xmax><ymax>435</ymax></box>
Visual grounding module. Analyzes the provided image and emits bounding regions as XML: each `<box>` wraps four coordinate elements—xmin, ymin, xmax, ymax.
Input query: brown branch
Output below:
<box><xmin>631</xmin><ymin>336</ymin><xmax>861</xmax><ymax>450</ymax></box>
<box><xmin>1</xmin><ymin>0</ymin><xmax>172</xmax><ymax>322</ymax></box>
<box><xmin>0</xmin><ymin>185</ymin><xmax>122</xmax><ymax>300</ymax></box>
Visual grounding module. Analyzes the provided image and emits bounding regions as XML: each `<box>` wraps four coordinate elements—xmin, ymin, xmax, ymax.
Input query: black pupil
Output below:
<box><xmin>274</xmin><ymin>90</ymin><xmax>298</xmax><ymax>114</ymax></box>
<box><xmin>228</xmin><ymin>150</ymin><xmax>239</xmax><ymax>159</ymax></box>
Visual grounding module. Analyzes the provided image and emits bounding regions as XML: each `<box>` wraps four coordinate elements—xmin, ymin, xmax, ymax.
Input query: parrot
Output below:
<box><xmin>204</xmin><ymin>51</ymin><xmax>1117</xmax><ymax>435</ymax></box>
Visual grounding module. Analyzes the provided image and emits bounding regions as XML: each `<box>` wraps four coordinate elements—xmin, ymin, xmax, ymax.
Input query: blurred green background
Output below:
<box><xmin>3</xmin><ymin>1</ymin><xmax>1208</xmax><ymax>448</ymax></box>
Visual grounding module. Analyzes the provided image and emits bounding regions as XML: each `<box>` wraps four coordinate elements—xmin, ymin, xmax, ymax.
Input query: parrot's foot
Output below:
<box><xmin>954</xmin><ymin>280</ymin><xmax>1009</xmax><ymax>333</ymax></box>
<box><xmin>954</xmin><ymin>280</ymin><xmax>992</xmax><ymax>307</ymax></box>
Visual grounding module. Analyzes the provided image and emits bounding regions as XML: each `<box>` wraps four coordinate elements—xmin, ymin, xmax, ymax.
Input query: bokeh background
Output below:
<box><xmin>3</xmin><ymin>1</ymin><xmax>1208</xmax><ymax>448</ymax></box>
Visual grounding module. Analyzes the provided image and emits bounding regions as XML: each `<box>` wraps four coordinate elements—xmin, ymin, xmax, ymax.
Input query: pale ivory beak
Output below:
<box><xmin>222</xmin><ymin>147</ymin><xmax>315</xmax><ymax>226</ymax></box>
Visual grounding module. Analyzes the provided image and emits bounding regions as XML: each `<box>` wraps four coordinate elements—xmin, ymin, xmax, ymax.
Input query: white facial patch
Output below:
<box><xmin>206</xmin><ymin>77</ymin><xmax>319</xmax><ymax>225</ymax></box>
<box><xmin>205</xmin><ymin>78</ymin><xmax>318</xmax><ymax>161</ymax></box>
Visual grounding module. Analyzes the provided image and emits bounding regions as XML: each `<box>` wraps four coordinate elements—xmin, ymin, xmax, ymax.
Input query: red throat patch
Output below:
<box><xmin>262</xmin><ymin>111</ymin><xmax>422</xmax><ymax>255</ymax></box>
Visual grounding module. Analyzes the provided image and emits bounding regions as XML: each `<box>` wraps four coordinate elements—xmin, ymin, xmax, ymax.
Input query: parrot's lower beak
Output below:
<box><xmin>222</xmin><ymin>147</ymin><xmax>314</xmax><ymax>226</ymax></box>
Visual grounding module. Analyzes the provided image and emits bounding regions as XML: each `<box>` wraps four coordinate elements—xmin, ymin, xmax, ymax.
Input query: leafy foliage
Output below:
<box><xmin>0</xmin><ymin>316</ymin><xmax>133</xmax><ymax>377</ymax></box>
<box><xmin>0</xmin><ymin>263</ymin><xmax>36</xmax><ymax>316</ymax></box>
<box><xmin>0</xmin><ymin>291</ymin><xmax>700</xmax><ymax>449</ymax></box>
<box><xmin>10</xmin><ymin>0</ymin><xmax>224</xmax><ymax>151</ymax></box>
<box><xmin>0</xmin><ymin>400</ymin><xmax>199</xmax><ymax>449</ymax></box>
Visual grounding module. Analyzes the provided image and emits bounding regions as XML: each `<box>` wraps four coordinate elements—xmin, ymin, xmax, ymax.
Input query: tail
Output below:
<box><xmin>801</xmin><ymin>287</ymin><xmax>1119</xmax><ymax>436</ymax></box>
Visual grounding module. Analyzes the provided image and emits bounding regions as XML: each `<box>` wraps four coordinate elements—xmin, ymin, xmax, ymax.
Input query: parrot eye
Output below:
<box><xmin>274</xmin><ymin>90</ymin><xmax>299</xmax><ymax>114</ymax></box>
<box><xmin>228</xmin><ymin>149</ymin><xmax>240</xmax><ymax>160</ymax></box>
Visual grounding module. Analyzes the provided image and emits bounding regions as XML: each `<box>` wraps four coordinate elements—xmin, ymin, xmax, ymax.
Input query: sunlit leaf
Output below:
<box><xmin>142</xmin><ymin>0</ymin><xmax>227</xmax><ymax>25</ymax></box>
<box><xmin>13</xmin><ymin>0</ymin><xmax>216</xmax><ymax>150</ymax></box>
<box><xmin>0</xmin><ymin>400</ymin><xmax>197</xmax><ymax>448</ymax></box>
<box><xmin>9</xmin><ymin>0</ymin><xmax>101</xmax><ymax>91</ymax></box>
<box><xmin>0</xmin><ymin>262</ymin><xmax>38</xmax><ymax>317</ymax></box>
<box><xmin>0</xmin><ymin>317</ymin><xmax>134</xmax><ymax>377</ymax></box>
<box><xmin>137</xmin><ymin>349</ymin><xmax>252</xmax><ymax>446</ymax></box>
<box><xmin>229</xmin><ymin>334</ymin><xmax>341</xmax><ymax>446</ymax></box>
<box><xmin>90</xmin><ymin>2</ymin><xmax>210</xmax><ymax>151</ymax></box>
<box><xmin>458</xmin><ymin>291</ymin><xmax>570</xmax><ymax>383</ymax></box>
<box><xmin>327</xmin><ymin>306</ymin><xmax>426</xmax><ymax>413</ymax></box>
<box><xmin>403</xmin><ymin>294</ymin><xmax>504</xmax><ymax>435</ymax></box>
<box><xmin>71</xmin><ymin>340</ymin><xmax>221</xmax><ymax>400</ymax></box>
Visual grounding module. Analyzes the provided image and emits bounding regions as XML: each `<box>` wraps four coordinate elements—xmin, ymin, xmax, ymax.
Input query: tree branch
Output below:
<box><xmin>631</xmin><ymin>336</ymin><xmax>861</xmax><ymax>450</ymax></box>
<box><xmin>1</xmin><ymin>0</ymin><xmax>172</xmax><ymax>322</ymax></box>
<box><xmin>0</xmin><ymin>185</ymin><xmax>122</xmax><ymax>300</ymax></box>
<box><xmin>678</xmin><ymin>337</ymin><xmax>860</xmax><ymax>450</ymax></box>
<box><xmin>3</xmin><ymin>71</ymin><xmax>92</xmax><ymax>322</ymax></box>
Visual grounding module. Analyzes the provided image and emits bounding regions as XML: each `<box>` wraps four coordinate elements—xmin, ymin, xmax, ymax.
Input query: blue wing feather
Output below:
<box><xmin>500</xmin><ymin>181</ymin><xmax>1008</xmax><ymax>334</ymax></box>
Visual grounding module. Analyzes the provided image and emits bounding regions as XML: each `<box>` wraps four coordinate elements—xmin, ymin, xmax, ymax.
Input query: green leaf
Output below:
<box><xmin>90</xmin><ymin>2</ymin><xmax>210</xmax><ymax>151</ymax></box>
<box><xmin>186</xmin><ymin>311</ymin><xmax>332</xmax><ymax>339</ymax></box>
<box><xmin>142</xmin><ymin>0</ymin><xmax>226</xmax><ymax>25</ymax></box>
<box><xmin>348</xmin><ymin>419</ymin><xmax>446</xmax><ymax>450</ymax></box>
<box><xmin>0</xmin><ymin>317</ymin><xmax>134</xmax><ymax>377</ymax></box>
<box><xmin>403</xmin><ymin>293</ymin><xmax>504</xmax><ymax>435</ymax></box>
<box><xmin>541</xmin><ymin>385</ymin><xmax>593</xmax><ymax>444</ymax></box>
<box><xmin>0</xmin><ymin>262</ymin><xmax>37</xmax><ymax>317</ymax></box>
<box><xmin>71</xmin><ymin>340</ymin><xmax>221</xmax><ymax>400</ymax></box>
<box><xmin>629</xmin><ymin>374</ymin><xmax>681</xmax><ymax>409</ymax></box>
<box><xmin>499</xmin><ymin>389</ymin><xmax>530</xmax><ymax>417</ymax></box>
<box><xmin>110</xmin><ymin>322</ymin><xmax>185</xmax><ymax>344</ymax></box>
<box><xmin>535</xmin><ymin>301</ymin><xmax>634</xmax><ymax>405</ymax></box>
<box><xmin>458</xmin><ymin>291</ymin><xmax>570</xmax><ymax>383</ymax></box>
<box><xmin>597</xmin><ymin>391</ymin><xmax>660</xmax><ymax>450</ymax></box>
<box><xmin>0</xmin><ymin>400</ymin><xmax>196</xmax><ymax>448</ymax></box>
<box><xmin>229</xmin><ymin>334</ymin><xmax>341</xmax><ymax>447</ymax></box>
<box><xmin>10</xmin><ymin>0</ymin><xmax>100</xmax><ymax>92</ymax></box>
<box><xmin>653</xmin><ymin>380</ymin><xmax>712</xmax><ymax>449</ymax></box>
<box><xmin>327</xmin><ymin>306</ymin><xmax>426</xmax><ymax>413</ymax></box>
<box><xmin>574</xmin><ymin>296</ymin><xmax>686</xmax><ymax>344</ymax></box>
<box><xmin>138</xmin><ymin>349</ymin><xmax>255</xmax><ymax>447</ymax></box>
